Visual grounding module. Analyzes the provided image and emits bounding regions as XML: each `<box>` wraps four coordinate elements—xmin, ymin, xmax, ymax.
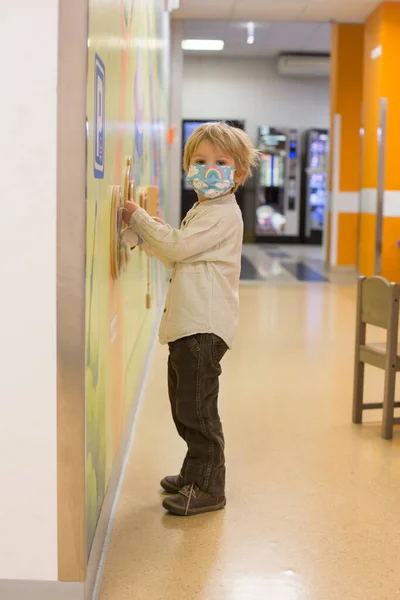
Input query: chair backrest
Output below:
<box><xmin>359</xmin><ymin>276</ymin><xmax>400</xmax><ymax>329</ymax></box>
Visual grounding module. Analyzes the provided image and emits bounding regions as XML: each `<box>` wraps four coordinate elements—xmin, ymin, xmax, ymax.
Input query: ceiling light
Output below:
<box><xmin>247</xmin><ymin>21</ymin><xmax>255</xmax><ymax>45</ymax></box>
<box><xmin>182</xmin><ymin>39</ymin><xmax>224</xmax><ymax>51</ymax></box>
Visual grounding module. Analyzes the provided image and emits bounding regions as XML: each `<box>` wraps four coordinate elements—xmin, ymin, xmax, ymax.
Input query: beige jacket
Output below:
<box><xmin>130</xmin><ymin>193</ymin><xmax>243</xmax><ymax>348</ymax></box>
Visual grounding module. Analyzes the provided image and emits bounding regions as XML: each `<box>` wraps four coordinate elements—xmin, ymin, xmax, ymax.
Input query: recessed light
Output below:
<box><xmin>182</xmin><ymin>39</ymin><xmax>224</xmax><ymax>51</ymax></box>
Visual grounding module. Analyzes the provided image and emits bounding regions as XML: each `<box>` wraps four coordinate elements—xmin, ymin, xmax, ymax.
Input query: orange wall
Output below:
<box><xmin>329</xmin><ymin>24</ymin><xmax>364</xmax><ymax>193</ymax></box>
<box><xmin>359</xmin><ymin>2</ymin><xmax>400</xmax><ymax>281</ymax></box>
<box><xmin>359</xmin><ymin>5</ymin><xmax>382</xmax><ymax>276</ymax></box>
<box><xmin>357</xmin><ymin>216</ymin><xmax>400</xmax><ymax>284</ymax></box>
<box><xmin>336</xmin><ymin>25</ymin><xmax>364</xmax><ymax>192</ymax></box>
<box><xmin>360</xmin><ymin>2</ymin><xmax>400</xmax><ymax>190</ymax></box>
<box><xmin>362</xmin><ymin>6</ymin><xmax>382</xmax><ymax>190</ymax></box>
<box><xmin>380</xmin><ymin>4</ymin><xmax>400</xmax><ymax>282</ymax></box>
<box><xmin>337</xmin><ymin>214</ymin><xmax>359</xmax><ymax>266</ymax></box>
<box><xmin>382</xmin><ymin>218</ymin><xmax>400</xmax><ymax>280</ymax></box>
<box><xmin>380</xmin><ymin>3</ymin><xmax>400</xmax><ymax>190</ymax></box>
<box><xmin>328</xmin><ymin>24</ymin><xmax>364</xmax><ymax>267</ymax></box>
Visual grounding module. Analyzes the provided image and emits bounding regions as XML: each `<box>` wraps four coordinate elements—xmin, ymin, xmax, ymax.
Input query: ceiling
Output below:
<box><xmin>173</xmin><ymin>0</ymin><xmax>388</xmax><ymax>23</ymax></box>
<box><xmin>182</xmin><ymin>20</ymin><xmax>331</xmax><ymax>57</ymax></box>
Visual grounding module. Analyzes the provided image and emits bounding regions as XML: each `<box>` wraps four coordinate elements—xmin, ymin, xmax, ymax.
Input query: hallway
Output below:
<box><xmin>99</xmin><ymin>278</ymin><xmax>400</xmax><ymax>600</ymax></box>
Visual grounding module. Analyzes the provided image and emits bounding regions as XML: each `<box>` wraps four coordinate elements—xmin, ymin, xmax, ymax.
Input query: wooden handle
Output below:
<box><xmin>146</xmin><ymin>257</ymin><xmax>151</xmax><ymax>309</ymax></box>
<box><xmin>124</xmin><ymin>156</ymin><xmax>132</xmax><ymax>200</ymax></box>
<box><xmin>110</xmin><ymin>185</ymin><xmax>122</xmax><ymax>280</ymax></box>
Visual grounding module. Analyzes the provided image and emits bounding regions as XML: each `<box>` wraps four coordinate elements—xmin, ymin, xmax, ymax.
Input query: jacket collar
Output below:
<box><xmin>194</xmin><ymin>193</ymin><xmax>236</xmax><ymax>210</ymax></box>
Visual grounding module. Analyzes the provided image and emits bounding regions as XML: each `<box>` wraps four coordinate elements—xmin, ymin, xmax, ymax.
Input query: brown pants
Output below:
<box><xmin>168</xmin><ymin>334</ymin><xmax>228</xmax><ymax>496</ymax></box>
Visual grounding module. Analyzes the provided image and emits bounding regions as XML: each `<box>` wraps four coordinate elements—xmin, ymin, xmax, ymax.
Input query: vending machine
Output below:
<box><xmin>255</xmin><ymin>126</ymin><xmax>301</xmax><ymax>241</ymax></box>
<box><xmin>300</xmin><ymin>129</ymin><xmax>329</xmax><ymax>245</ymax></box>
<box><xmin>181</xmin><ymin>119</ymin><xmax>245</xmax><ymax>221</ymax></box>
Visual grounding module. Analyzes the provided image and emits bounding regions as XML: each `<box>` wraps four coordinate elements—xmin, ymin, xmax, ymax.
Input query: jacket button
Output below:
<box><xmin>164</xmin><ymin>308</ymin><xmax>167</xmax><ymax>313</ymax></box>
<box><xmin>169</xmin><ymin>278</ymin><xmax>172</xmax><ymax>283</ymax></box>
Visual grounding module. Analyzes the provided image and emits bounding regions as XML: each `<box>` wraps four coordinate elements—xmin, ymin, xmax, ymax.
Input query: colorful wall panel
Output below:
<box><xmin>85</xmin><ymin>0</ymin><xmax>169</xmax><ymax>555</ymax></box>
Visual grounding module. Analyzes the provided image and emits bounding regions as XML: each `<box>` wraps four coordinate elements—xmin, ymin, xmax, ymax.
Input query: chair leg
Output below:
<box><xmin>382</xmin><ymin>366</ymin><xmax>396</xmax><ymax>440</ymax></box>
<box><xmin>352</xmin><ymin>359</ymin><xmax>365</xmax><ymax>424</ymax></box>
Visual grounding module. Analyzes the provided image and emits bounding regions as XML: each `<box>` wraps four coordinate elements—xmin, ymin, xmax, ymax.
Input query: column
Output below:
<box><xmin>360</xmin><ymin>1</ymin><xmax>400</xmax><ymax>281</ymax></box>
<box><xmin>327</xmin><ymin>23</ymin><xmax>364</xmax><ymax>269</ymax></box>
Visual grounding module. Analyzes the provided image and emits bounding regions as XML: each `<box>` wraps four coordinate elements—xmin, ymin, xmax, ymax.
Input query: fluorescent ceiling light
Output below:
<box><xmin>247</xmin><ymin>21</ymin><xmax>255</xmax><ymax>45</ymax></box>
<box><xmin>182</xmin><ymin>39</ymin><xmax>224</xmax><ymax>51</ymax></box>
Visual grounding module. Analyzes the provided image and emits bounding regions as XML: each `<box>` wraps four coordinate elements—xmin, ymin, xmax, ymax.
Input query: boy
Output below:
<box><xmin>123</xmin><ymin>122</ymin><xmax>258</xmax><ymax>516</ymax></box>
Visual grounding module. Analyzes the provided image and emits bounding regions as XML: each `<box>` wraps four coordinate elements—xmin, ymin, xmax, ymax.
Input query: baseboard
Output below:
<box><xmin>0</xmin><ymin>580</ymin><xmax>84</xmax><ymax>600</ymax></box>
<box><xmin>255</xmin><ymin>236</ymin><xmax>301</xmax><ymax>244</ymax></box>
<box><xmin>85</xmin><ymin>300</ymin><xmax>164</xmax><ymax>600</ymax></box>
<box><xmin>328</xmin><ymin>264</ymin><xmax>357</xmax><ymax>273</ymax></box>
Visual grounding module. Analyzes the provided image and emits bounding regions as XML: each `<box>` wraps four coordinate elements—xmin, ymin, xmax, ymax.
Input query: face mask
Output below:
<box><xmin>186</xmin><ymin>164</ymin><xmax>235</xmax><ymax>199</ymax></box>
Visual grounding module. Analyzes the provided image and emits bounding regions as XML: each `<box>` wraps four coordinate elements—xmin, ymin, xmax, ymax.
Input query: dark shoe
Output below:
<box><xmin>162</xmin><ymin>484</ymin><xmax>226</xmax><ymax>516</ymax></box>
<box><xmin>160</xmin><ymin>474</ymin><xmax>184</xmax><ymax>494</ymax></box>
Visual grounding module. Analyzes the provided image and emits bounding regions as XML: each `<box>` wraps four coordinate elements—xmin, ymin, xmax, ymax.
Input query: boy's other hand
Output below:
<box><xmin>152</xmin><ymin>217</ymin><xmax>165</xmax><ymax>225</ymax></box>
<box><xmin>123</xmin><ymin>200</ymin><xmax>139</xmax><ymax>225</ymax></box>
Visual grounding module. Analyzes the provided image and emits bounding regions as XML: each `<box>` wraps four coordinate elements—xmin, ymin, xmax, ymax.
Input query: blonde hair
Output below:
<box><xmin>183</xmin><ymin>122</ymin><xmax>259</xmax><ymax>189</ymax></box>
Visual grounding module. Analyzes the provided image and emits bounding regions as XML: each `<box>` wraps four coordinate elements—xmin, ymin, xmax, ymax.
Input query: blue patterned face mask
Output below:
<box><xmin>186</xmin><ymin>164</ymin><xmax>235</xmax><ymax>199</ymax></box>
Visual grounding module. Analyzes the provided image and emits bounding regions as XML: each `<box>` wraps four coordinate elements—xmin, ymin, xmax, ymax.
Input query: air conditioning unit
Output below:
<box><xmin>165</xmin><ymin>0</ymin><xmax>179</xmax><ymax>11</ymax></box>
<box><xmin>277</xmin><ymin>54</ymin><xmax>330</xmax><ymax>78</ymax></box>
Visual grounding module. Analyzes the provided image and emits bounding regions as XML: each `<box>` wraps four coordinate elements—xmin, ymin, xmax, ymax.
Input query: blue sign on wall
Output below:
<box><xmin>94</xmin><ymin>54</ymin><xmax>105</xmax><ymax>179</ymax></box>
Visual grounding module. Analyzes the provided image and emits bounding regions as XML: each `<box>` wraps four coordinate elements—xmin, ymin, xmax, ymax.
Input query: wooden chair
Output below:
<box><xmin>353</xmin><ymin>276</ymin><xmax>400</xmax><ymax>439</ymax></box>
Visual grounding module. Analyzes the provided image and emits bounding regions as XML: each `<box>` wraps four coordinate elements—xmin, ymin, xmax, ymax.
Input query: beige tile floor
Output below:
<box><xmin>99</xmin><ymin>283</ymin><xmax>400</xmax><ymax>600</ymax></box>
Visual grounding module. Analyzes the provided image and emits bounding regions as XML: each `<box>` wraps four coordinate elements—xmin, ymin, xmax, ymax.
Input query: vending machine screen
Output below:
<box><xmin>306</xmin><ymin>130</ymin><xmax>329</xmax><ymax>238</ymax></box>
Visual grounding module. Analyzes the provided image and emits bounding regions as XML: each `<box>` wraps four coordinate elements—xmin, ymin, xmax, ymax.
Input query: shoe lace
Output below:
<box><xmin>179</xmin><ymin>483</ymin><xmax>199</xmax><ymax>516</ymax></box>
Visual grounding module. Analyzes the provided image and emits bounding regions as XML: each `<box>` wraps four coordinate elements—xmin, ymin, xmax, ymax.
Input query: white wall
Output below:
<box><xmin>0</xmin><ymin>0</ymin><xmax>58</xmax><ymax>581</ymax></box>
<box><xmin>183</xmin><ymin>55</ymin><xmax>330</xmax><ymax>142</ymax></box>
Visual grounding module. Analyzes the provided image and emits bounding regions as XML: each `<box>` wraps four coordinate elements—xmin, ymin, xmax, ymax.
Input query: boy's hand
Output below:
<box><xmin>152</xmin><ymin>217</ymin><xmax>165</xmax><ymax>225</ymax></box>
<box><xmin>123</xmin><ymin>200</ymin><xmax>139</xmax><ymax>225</ymax></box>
